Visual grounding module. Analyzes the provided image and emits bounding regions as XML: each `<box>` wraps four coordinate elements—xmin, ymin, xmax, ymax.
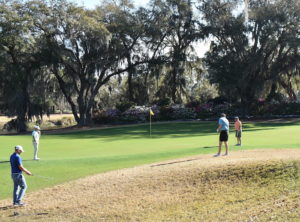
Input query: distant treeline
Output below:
<box><xmin>0</xmin><ymin>0</ymin><xmax>299</xmax><ymax>131</ymax></box>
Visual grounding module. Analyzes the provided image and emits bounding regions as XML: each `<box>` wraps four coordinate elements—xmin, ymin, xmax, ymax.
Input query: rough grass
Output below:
<box><xmin>0</xmin><ymin>149</ymin><xmax>299</xmax><ymax>222</ymax></box>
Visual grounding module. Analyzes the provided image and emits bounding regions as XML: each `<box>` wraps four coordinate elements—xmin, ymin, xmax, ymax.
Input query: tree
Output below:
<box><xmin>33</xmin><ymin>0</ymin><xmax>158</xmax><ymax>125</ymax></box>
<box><xmin>99</xmin><ymin>0</ymin><xmax>149</xmax><ymax>104</ymax></box>
<box><xmin>149</xmin><ymin>0</ymin><xmax>202</xmax><ymax>103</ymax></box>
<box><xmin>0</xmin><ymin>0</ymin><xmax>52</xmax><ymax>131</ymax></box>
<box><xmin>198</xmin><ymin>0</ymin><xmax>300</xmax><ymax>113</ymax></box>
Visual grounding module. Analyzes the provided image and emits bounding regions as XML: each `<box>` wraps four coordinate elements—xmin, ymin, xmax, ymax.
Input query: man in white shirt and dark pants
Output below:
<box><xmin>32</xmin><ymin>125</ymin><xmax>41</xmax><ymax>160</ymax></box>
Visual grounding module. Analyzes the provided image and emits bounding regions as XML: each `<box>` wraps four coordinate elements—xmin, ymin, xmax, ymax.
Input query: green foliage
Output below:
<box><xmin>251</xmin><ymin>102</ymin><xmax>300</xmax><ymax>116</ymax></box>
<box><xmin>155</xmin><ymin>97</ymin><xmax>171</xmax><ymax>106</ymax></box>
<box><xmin>201</xmin><ymin>0</ymin><xmax>300</xmax><ymax>114</ymax></box>
<box><xmin>158</xmin><ymin>106</ymin><xmax>174</xmax><ymax>120</ymax></box>
<box><xmin>148</xmin><ymin>0</ymin><xmax>201</xmax><ymax>103</ymax></box>
<box><xmin>0</xmin><ymin>0</ymin><xmax>57</xmax><ymax>131</ymax></box>
<box><xmin>0</xmin><ymin>0</ymin><xmax>299</xmax><ymax>127</ymax></box>
<box><xmin>116</xmin><ymin>101</ymin><xmax>135</xmax><ymax>112</ymax></box>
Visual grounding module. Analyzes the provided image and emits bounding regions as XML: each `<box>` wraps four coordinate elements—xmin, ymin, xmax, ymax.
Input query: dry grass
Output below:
<box><xmin>0</xmin><ymin>114</ymin><xmax>74</xmax><ymax>132</ymax></box>
<box><xmin>0</xmin><ymin>149</ymin><xmax>299</xmax><ymax>222</ymax></box>
<box><xmin>0</xmin><ymin>114</ymin><xmax>73</xmax><ymax>122</ymax></box>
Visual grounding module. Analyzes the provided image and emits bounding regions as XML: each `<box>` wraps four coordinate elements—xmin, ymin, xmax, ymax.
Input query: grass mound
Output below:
<box><xmin>0</xmin><ymin>150</ymin><xmax>299</xmax><ymax>222</ymax></box>
<box><xmin>147</xmin><ymin>161</ymin><xmax>300</xmax><ymax>222</ymax></box>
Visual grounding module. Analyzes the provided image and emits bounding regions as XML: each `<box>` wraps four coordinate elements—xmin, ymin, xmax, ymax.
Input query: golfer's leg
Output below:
<box><xmin>224</xmin><ymin>142</ymin><xmax>228</xmax><ymax>155</ymax></box>
<box><xmin>12</xmin><ymin>175</ymin><xmax>18</xmax><ymax>204</ymax></box>
<box><xmin>17</xmin><ymin>175</ymin><xmax>27</xmax><ymax>203</ymax></box>
<box><xmin>218</xmin><ymin>141</ymin><xmax>222</xmax><ymax>154</ymax></box>
<box><xmin>33</xmin><ymin>142</ymin><xmax>38</xmax><ymax>159</ymax></box>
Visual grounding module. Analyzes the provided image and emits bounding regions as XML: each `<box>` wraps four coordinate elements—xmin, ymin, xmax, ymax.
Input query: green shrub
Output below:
<box><xmin>155</xmin><ymin>98</ymin><xmax>171</xmax><ymax>107</ymax></box>
<box><xmin>116</xmin><ymin>101</ymin><xmax>135</xmax><ymax>112</ymax></box>
<box><xmin>92</xmin><ymin>109</ymin><xmax>120</xmax><ymax>124</ymax></box>
<box><xmin>159</xmin><ymin>106</ymin><xmax>174</xmax><ymax>120</ymax></box>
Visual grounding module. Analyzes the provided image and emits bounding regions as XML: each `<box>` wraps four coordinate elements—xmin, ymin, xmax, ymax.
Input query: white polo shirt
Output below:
<box><xmin>32</xmin><ymin>130</ymin><xmax>40</xmax><ymax>143</ymax></box>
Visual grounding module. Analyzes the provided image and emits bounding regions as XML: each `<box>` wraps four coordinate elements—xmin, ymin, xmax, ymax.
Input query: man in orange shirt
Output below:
<box><xmin>234</xmin><ymin>117</ymin><xmax>242</xmax><ymax>146</ymax></box>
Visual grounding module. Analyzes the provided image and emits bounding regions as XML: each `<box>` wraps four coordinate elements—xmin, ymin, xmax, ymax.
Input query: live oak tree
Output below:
<box><xmin>198</xmin><ymin>0</ymin><xmax>300</xmax><ymax>114</ymax></box>
<box><xmin>149</xmin><ymin>0</ymin><xmax>202</xmax><ymax>103</ymax></box>
<box><xmin>0</xmin><ymin>0</ymin><xmax>53</xmax><ymax>131</ymax></box>
<box><xmin>34</xmin><ymin>0</ymin><xmax>161</xmax><ymax>125</ymax></box>
<box><xmin>99</xmin><ymin>0</ymin><xmax>149</xmax><ymax>104</ymax></box>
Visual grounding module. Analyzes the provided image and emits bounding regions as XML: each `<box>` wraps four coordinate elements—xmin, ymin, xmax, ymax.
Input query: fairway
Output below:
<box><xmin>0</xmin><ymin>120</ymin><xmax>299</xmax><ymax>200</ymax></box>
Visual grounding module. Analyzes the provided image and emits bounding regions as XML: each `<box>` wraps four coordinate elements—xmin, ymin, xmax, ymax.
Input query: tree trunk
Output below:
<box><xmin>127</xmin><ymin>71</ymin><xmax>134</xmax><ymax>102</ymax></box>
<box><xmin>16</xmin><ymin>86</ymin><xmax>29</xmax><ymax>132</ymax></box>
<box><xmin>171</xmin><ymin>66</ymin><xmax>177</xmax><ymax>103</ymax></box>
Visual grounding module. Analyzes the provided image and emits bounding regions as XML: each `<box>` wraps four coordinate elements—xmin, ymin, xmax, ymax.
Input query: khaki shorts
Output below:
<box><xmin>235</xmin><ymin>130</ymin><xmax>242</xmax><ymax>138</ymax></box>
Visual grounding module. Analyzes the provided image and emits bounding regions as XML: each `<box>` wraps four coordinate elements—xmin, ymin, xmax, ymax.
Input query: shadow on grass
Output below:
<box><xmin>0</xmin><ymin>159</ymin><xmax>38</xmax><ymax>165</ymax></box>
<box><xmin>47</xmin><ymin>120</ymin><xmax>300</xmax><ymax>141</ymax></box>
<box><xmin>0</xmin><ymin>161</ymin><xmax>9</xmax><ymax>164</ymax></box>
<box><xmin>50</xmin><ymin>122</ymin><xmax>216</xmax><ymax>140</ymax></box>
<box><xmin>202</xmin><ymin>146</ymin><xmax>218</xmax><ymax>149</ymax></box>
<box><xmin>150</xmin><ymin>156</ymin><xmax>207</xmax><ymax>167</ymax></box>
<box><xmin>244</xmin><ymin>120</ymin><xmax>300</xmax><ymax>128</ymax></box>
<box><xmin>0</xmin><ymin>205</ymin><xmax>15</xmax><ymax>211</ymax></box>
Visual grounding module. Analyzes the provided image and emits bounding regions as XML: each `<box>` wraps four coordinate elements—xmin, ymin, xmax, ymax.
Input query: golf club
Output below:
<box><xmin>32</xmin><ymin>174</ymin><xmax>54</xmax><ymax>180</ymax></box>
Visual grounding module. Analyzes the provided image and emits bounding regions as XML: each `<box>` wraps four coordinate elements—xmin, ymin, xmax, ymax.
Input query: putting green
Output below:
<box><xmin>0</xmin><ymin>120</ymin><xmax>299</xmax><ymax>200</ymax></box>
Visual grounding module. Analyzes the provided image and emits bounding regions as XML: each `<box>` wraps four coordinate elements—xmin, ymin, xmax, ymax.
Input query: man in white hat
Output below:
<box><xmin>32</xmin><ymin>125</ymin><xmax>41</xmax><ymax>160</ymax></box>
<box><xmin>10</xmin><ymin>145</ymin><xmax>32</xmax><ymax>206</ymax></box>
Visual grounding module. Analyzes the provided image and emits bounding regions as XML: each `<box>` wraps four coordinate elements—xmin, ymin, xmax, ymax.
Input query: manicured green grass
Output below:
<box><xmin>0</xmin><ymin>120</ymin><xmax>299</xmax><ymax>200</ymax></box>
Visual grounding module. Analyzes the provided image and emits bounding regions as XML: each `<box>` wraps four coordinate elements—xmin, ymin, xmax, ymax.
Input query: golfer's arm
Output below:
<box><xmin>19</xmin><ymin>165</ymin><xmax>32</xmax><ymax>175</ymax></box>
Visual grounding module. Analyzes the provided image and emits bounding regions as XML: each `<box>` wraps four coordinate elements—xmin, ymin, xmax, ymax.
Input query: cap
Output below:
<box><xmin>234</xmin><ymin>116</ymin><xmax>239</xmax><ymax>119</ymax></box>
<box><xmin>15</xmin><ymin>145</ymin><xmax>24</xmax><ymax>152</ymax></box>
<box><xmin>34</xmin><ymin>125</ymin><xmax>40</xmax><ymax>130</ymax></box>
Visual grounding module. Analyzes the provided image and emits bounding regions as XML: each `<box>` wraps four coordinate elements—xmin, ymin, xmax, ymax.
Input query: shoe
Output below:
<box><xmin>223</xmin><ymin>153</ymin><xmax>228</xmax><ymax>156</ymax></box>
<box><xmin>13</xmin><ymin>202</ymin><xmax>25</xmax><ymax>207</ymax></box>
<box><xmin>33</xmin><ymin>158</ymin><xmax>40</xmax><ymax>160</ymax></box>
<box><xmin>235</xmin><ymin>144</ymin><xmax>239</xmax><ymax>146</ymax></box>
<box><xmin>213</xmin><ymin>153</ymin><xmax>220</xmax><ymax>157</ymax></box>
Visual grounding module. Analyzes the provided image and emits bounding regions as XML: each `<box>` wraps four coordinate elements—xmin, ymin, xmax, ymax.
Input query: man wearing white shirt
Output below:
<box><xmin>32</xmin><ymin>125</ymin><xmax>41</xmax><ymax>160</ymax></box>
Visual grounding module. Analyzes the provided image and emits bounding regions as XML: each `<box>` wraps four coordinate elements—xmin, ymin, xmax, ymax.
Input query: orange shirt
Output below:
<box><xmin>234</xmin><ymin>120</ymin><xmax>242</xmax><ymax>130</ymax></box>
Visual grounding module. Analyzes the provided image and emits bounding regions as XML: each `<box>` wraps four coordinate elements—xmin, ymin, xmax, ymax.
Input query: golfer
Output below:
<box><xmin>32</xmin><ymin>125</ymin><xmax>41</xmax><ymax>160</ymax></box>
<box><xmin>10</xmin><ymin>145</ymin><xmax>32</xmax><ymax>206</ymax></box>
<box><xmin>215</xmin><ymin>113</ymin><xmax>229</xmax><ymax>156</ymax></box>
<box><xmin>234</xmin><ymin>116</ymin><xmax>242</xmax><ymax>146</ymax></box>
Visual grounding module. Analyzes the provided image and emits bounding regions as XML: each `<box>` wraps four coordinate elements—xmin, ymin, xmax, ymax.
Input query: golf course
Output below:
<box><xmin>0</xmin><ymin>119</ymin><xmax>299</xmax><ymax>221</ymax></box>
